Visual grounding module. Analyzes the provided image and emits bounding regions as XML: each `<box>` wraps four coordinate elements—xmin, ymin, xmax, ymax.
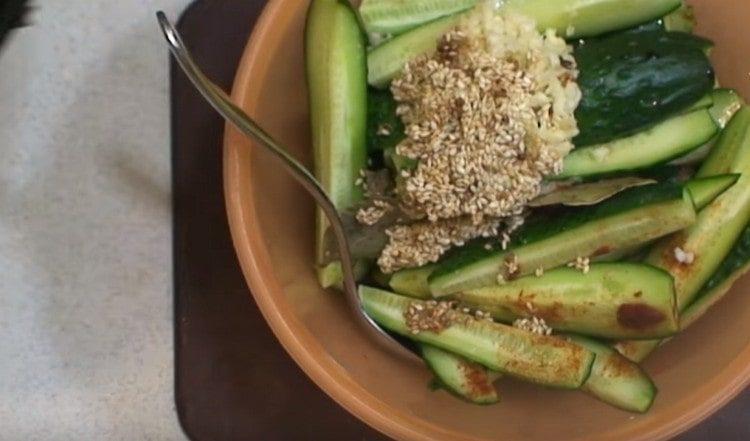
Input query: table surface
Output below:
<box><xmin>0</xmin><ymin>0</ymin><xmax>748</xmax><ymax>439</ymax></box>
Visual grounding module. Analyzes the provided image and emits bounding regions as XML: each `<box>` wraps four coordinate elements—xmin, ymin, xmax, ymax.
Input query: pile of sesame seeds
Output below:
<box><xmin>405</xmin><ymin>300</ymin><xmax>457</xmax><ymax>334</ymax></box>
<box><xmin>368</xmin><ymin>8</ymin><xmax>580</xmax><ymax>274</ymax></box>
<box><xmin>513</xmin><ymin>316</ymin><xmax>554</xmax><ymax>336</ymax></box>
<box><xmin>393</xmin><ymin>29</ymin><xmax>561</xmax><ymax>224</ymax></box>
<box><xmin>379</xmin><ymin>216</ymin><xmax>502</xmax><ymax>273</ymax></box>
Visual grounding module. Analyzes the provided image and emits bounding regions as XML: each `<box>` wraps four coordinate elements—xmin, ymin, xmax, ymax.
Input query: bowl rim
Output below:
<box><xmin>222</xmin><ymin>1</ymin><xmax>750</xmax><ymax>439</ymax></box>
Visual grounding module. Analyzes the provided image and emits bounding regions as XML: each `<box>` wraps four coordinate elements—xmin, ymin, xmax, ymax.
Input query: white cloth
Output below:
<box><xmin>0</xmin><ymin>1</ymin><xmax>191</xmax><ymax>439</ymax></box>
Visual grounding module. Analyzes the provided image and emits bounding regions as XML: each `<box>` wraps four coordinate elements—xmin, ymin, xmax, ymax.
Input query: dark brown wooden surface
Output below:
<box><xmin>171</xmin><ymin>1</ymin><xmax>748</xmax><ymax>439</ymax></box>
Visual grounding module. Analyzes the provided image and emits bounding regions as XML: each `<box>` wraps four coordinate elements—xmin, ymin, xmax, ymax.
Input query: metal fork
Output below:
<box><xmin>156</xmin><ymin>11</ymin><xmax>418</xmax><ymax>363</ymax></box>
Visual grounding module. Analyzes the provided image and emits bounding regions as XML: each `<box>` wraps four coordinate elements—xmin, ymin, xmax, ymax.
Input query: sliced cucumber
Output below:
<box><xmin>573</xmin><ymin>30</ymin><xmax>714</xmax><ymax>146</ymax></box>
<box><xmin>324</xmin><ymin>260</ymin><xmax>372</xmax><ymax>291</ymax></box>
<box><xmin>710</xmin><ymin>89</ymin><xmax>745</xmax><ymax>129</ymax></box>
<box><xmin>615</xmin><ymin>108</ymin><xmax>750</xmax><ymax>362</ymax></box>
<box><xmin>682</xmin><ymin>222</ymin><xmax>750</xmax><ymax>329</ymax></box>
<box><xmin>569</xmin><ymin>335</ymin><xmax>657</xmax><ymax>413</ymax></box>
<box><xmin>697</xmin><ymin>103</ymin><xmax>750</xmax><ymax>177</ymax></box>
<box><xmin>367</xmin><ymin>0</ymin><xmax>682</xmax><ymax>87</ymax></box>
<box><xmin>420</xmin><ymin>344</ymin><xmax>499</xmax><ymax>404</ymax></box>
<box><xmin>686</xmin><ymin>94</ymin><xmax>714</xmax><ymax>113</ymax></box>
<box><xmin>655</xmin><ymin>108</ymin><xmax>750</xmax><ymax>310</ymax></box>
<box><xmin>455</xmin><ymin>263</ymin><xmax>678</xmax><ymax>340</ymax></box>
<box><xmin>359</xmin><ymin>0</ymin><xmax>477</xmax><ymax>36</ymax></box>
<box><xmin>367</xmin><ymin>14</ymin><xmax>461</xmax><ymax>88</ymax></box>
<box><xmin>306</xmin><ymin>0</ymin><xmax>368</xmax><ymax>287</ymax></box>
<box><xmin>669</xmin><ymin>89</ymin><xmax>744</xmax><ymax>166</ymax></box>
<box><xmin>663</xmin><ymin>2</ymin><xmax>696</xmax><ymax>33</ymax></box>
<box><xmin>612</xmin><ymin>339</ymin><xmax>659</xmax><ymax>364</ymax></box>
<box><xmin>361</xmin><ymin>0</ymin><xmax>680</xmax><ymax>38</ymax></box>
<box><xmin>360</xmin><ymin>286</ymin><xmax>595</xmax><ymax>388</ymax></box>
<box><xmin>685</xmin><ymin>174</ymin><xmax>740</xmax><ymax>210</ymax></box>
<box><xmin>558</xmin><ymin>110</ymin><xmax>718</xmax><ymax>179</ymax></box>
<box><xmin>429</xmin><ymin>182</ymin><xmax>697</xmax><ymax>296</ymax></box>
<box><xmin>389</xmin><ymin>264</ymin><xmax>436</xmax><ymax>299</ymax></box>
<box><xmin>505</xmin><ymin>0</ymin><xmax>681</xmax><ymax>39</ymax></box>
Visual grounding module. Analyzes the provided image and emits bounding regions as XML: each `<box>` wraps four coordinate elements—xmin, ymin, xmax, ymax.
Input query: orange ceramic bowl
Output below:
<box><xmin>224</xmin><ymin>1</ymin><xmax>750</xmax><ymax>439</ymax></box>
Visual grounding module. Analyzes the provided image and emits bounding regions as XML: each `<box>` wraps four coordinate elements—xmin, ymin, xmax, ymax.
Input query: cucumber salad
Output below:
<box><xmin>306</xmin><ymin>0</ymin><xmax>750</xmax><ymax>412</ymax></box>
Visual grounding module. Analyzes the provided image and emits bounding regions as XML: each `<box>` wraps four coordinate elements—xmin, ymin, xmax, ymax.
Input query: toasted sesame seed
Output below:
<box><xmin>375</xmin><ymin>7</ymin><xmax>580</xmax><ymax>273</ymax></box>
<box><xmin>504</xmin><ymin>254</ymin><xmax>519</xmax><ymax>278</ymax></box>
<box><xmin>674</xmin><ymin>246</ymin><xmax>695</xmax><ymax>265</ymax></box>
<box><xmin>513</xmin><ymin>316</ymin><xmax>553</xmax><ymax>335</ymax></box>
<box><xmin>376</xmin><ymin>123</ymin><xmax>392</xmax><ymax>136</ymax></box>
<box><xmin>568</xmin><ymin>256</ymin><xmax>590</xmax><ymax>274</ymax></box>
<box><xmin>496</xmin><ymin>273</ymin><xmax>507</xmax><ymax>285</ymax></box>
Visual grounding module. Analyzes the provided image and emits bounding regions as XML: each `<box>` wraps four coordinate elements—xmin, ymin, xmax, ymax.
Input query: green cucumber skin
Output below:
<box><xmin>685</xmin><ymin>174</ymin><xmax>740</xmax><ymax>210</ymax></box>
<box><xmin>686</xmin><ymin>94</ymin><xmax>714</xmax><ymax>113</ymax></box>
<box><xmin>709</xmin><ymin>89</ymin><xmax>745</xmax><ymax>130</ymax></box>
<box><xmin>429</xmin><ymin>183</ymin><xmax>696</xmax><ymax>296</ymax></box>
<box><xmin>699</xmin><ymin>107</ymin><xmax>750</xmax><ymax>177</ymax></box>
<box><xmin>367</xmin><ymin>14</ymin><xmax>461</xmax><ymax>88</ymax></box>
<box><xmin>615</xmin><ymin>108</ymin><xmax>750</xmax><ymax>362</ymax></box>
<box><xmin>504</xmin><ymin>0</ymin><xmax>680</xmax><ymax>39</ymax></box>
<box><xmin>389</xmin><ymin>264</ymin><xmax>436</xmax><ymax>299</ymax></box>
<box><xmin>420</xmin><ymin>344</ymin><xmax>499</xmax><ymax>404</ymax></box>
<box><xmin>360</xmin><ymin>286</ymin><xmax>595</xmax><ymax>388</ymax></box>
<box><xmin>569</xmin><ymin>335</ymin><xmax>657</xmax><ymax>413</ymax></box>
<box><xmin>306</xmin><ymin>0</ymin><xmax>369</xmax><ymax>286</ymax></box>
<box><xmin>367</xmin><ymin>88</ymin><xmax>405</xmax><ymax>152</ymax></box>
<box><xmin>681</xmin><ymin>223</ymin><xmax>750</xmax><ymax>328</ymax></box>
<box><xmin>616</xmin><ymin>225</ymin><xmax>750</xmax><ymax>361</ymax></box>
<box><xmin>669</xmin><ymin>88</ymin><xmax>744</xmax><ymax>166</ymax></box>
<box><xmin>573</xmin><ymin>31</ymin><xmax>715</xmax><ymax>147</ymax></box>
<box><xmin>367</xmin><ymin>0</ymin><xmax>683</xmax><ymax>87</ymax></box>
<box><xmin>359</xmin><ymin>0</ymin><xmax>477</xmax><ymax>35</ymax></box>
<box><xmin>455</xmin><ymin>263</ymin><xmax>678</xmax><ymax>340</ymax></box>
<box><xmin>559</xmin><ymin>110</ymin><xmax>718</xmax><ymax>179</ymax></box>
<box><xmin>651</xmin><ymin>108</ymin><xmax>750</xmax><ymax>311</ymax></box>
<box><xmin>361</xmin><ymin>0</ymin><xmax>679</xmax><ymax>38</ymax></box>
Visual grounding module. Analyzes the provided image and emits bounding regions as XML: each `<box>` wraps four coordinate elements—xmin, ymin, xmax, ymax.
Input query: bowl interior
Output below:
<box><xmin>224</xmin><ymin>1</ymin><xmax>750</xmax><ymax>440</ymax></box>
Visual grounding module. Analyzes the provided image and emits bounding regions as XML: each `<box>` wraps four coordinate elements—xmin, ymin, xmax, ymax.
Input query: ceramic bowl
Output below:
<box><xmin>224</xmin><ymin>1</ymin><xmax>750</xmax><ymax>439</ymax></box>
